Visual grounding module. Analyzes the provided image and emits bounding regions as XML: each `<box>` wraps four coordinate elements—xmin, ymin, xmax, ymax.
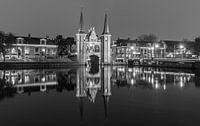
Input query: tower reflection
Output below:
<box><xmin>76</xmin><ymin>65</ymin><xmax>112</xmax><ymax>118</ymax></box>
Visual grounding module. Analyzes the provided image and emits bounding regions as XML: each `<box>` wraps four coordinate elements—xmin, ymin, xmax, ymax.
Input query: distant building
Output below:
<box><xmin>112</xmin><ymin>38</ymin><xmax>166</xmax><ymax>63</ymax></box>
<box><xmin>112</xmin><ymin>38</ymin><xmax>198</xmax><ymax>63</ymax></box>
<box><xmin>161</xmin><ymin>40</ymin><xmax>196</xmax><ymax>58</ymax></box>
<box><xmin>3</xmin><ymin>34</ymin><xmax>57</xmax><ymax>61</ymax></box>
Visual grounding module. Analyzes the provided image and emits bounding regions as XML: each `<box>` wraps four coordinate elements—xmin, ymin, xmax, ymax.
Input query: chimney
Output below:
<box><xmin>28</xmin><ymin>34</ymin><xmax>31</xmax><ymax>38</ymax></box>
<box><xmin>46</xmin><ymin>35</ymin><xmax>49</xmax><ymax>40</ymax></box>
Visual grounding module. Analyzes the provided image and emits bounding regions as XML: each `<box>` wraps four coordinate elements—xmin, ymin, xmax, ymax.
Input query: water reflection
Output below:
<box><xmin>112</xmin><ymin>67</ymin><xmax>196</xmax><ymax>90</ymax></box>
<box><xmin>0</xmin><ymin>66</ymin><xmax>199</xmax><ymax>122</ymax></box>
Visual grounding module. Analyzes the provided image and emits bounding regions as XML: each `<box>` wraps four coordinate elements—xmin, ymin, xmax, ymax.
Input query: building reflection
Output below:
<box><xmin>0</xmin><ymin>66</ymin><xmax>112</xmax><ymax>118</ymax></box>
<box><xmin>0</xmin><ymin>69</ymin><xmax>57</xmax><ymax>94</ymax></box>
<box><xmin>112</xmin><ymin>66</ymin><xmax>196</xmax><ymax>90</ymax></box>
<box><xmin>0</xmin><ymin>66</ymin><xmax>199</xmax><ymax>118</ymax></box>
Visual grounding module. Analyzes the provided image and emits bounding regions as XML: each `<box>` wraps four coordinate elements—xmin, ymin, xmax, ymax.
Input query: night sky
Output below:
<box><xmin>0</xmin><ymin>0</ymin><xmax>200</xmax><ymax>40</ymax></box>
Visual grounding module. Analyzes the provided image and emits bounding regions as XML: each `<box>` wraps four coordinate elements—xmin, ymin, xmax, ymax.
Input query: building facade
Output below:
<box><xmin>112</xmin><ymin>38</ymin><xmax>166</xmax><ymax>63</ymax></box>
<box><xmin>112</xmin><ymin>38</ymin><xmax>198</xmax><ymax>63</ymax></box>
<box><xmin>162</xmin><ymin>40</ymin><xmax>196</xmax><ymax>58</ymax></box>
<box><xmin>2</xmin><ymin>35</ymin><xmax>57</xmax><ymax>61</ymax></box>
<box><xmin>76</xmin><ymin>10</ymin><xmax>111</xmax><ymax>65</ymax></box>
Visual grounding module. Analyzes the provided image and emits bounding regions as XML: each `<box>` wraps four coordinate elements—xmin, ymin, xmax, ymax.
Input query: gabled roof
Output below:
<box><xmin>162</xmin><ymin>40</ymin><xmax>195</xmax><ymax>52</ymax></box>
<box><xmin>15</xmin><ymin>36</ymin><xmax>55</xmax><ymax>45</ymax></box>
<box><xmin>116</xmin><ymin>38</ymin><xmax>137</xmax><ymax>46</ymax></box>
<box><xmin>162</xmin><ymin>40</ymin><xmax>195</xmax><ymax>47</ymax></box>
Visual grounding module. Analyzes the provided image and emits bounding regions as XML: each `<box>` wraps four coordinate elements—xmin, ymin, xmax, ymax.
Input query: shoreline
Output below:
<box><xmin>0</xmin><ymin>60</ymin><xmax>200</xmax><ymax>70</ymax></box>
<box><xmin>0</xmin><ymin>61</ymin><xmax>80</xmax><ymax>69</ymax></box>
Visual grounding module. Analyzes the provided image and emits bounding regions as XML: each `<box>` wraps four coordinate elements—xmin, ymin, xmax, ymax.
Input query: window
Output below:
<box><xmin>25</xmin><ymin>47</ymin><xmax>30</xmax><ymax>54</ymax></box>
<box><xmin>11</xmin><ymin>48</ymin><xmax>17</xmax><ymax>54</ymax></box>
<box><xmin>105</xmin><ymin>37</ymin><xmax>108</xmax><ymax>41</ymax></box>
<box><xmin>94</xmin><ymin>45</ymin><xmax>100</xmax><ymax>52</ymax></box>
<box><xmin>117</xmin><ymin>49</ymin><xmax>120</xmax><ymax>53</ymax></box>
<box><xmin>25</xmin><ymin>75</ymin><xmax>30</xmax><ymax>84</ymax></box>
<box><xmin>17</xmin><ymin>38</ymin><xmax>24</xmax><ymax>44</ymax></box>
<box><xmin>40</xmin><ymin>39</ymin><xmax>46</xmax><ymax>45</ymax></box>
<box><xmin>34</xmin><ymin>76</ymin><xmax>40</xmax><ymax>83</ymax></box>
<box><xmin>34</xmin><ymin>48</ymin><xmax>39</xmax><ymax>53</ymax></box>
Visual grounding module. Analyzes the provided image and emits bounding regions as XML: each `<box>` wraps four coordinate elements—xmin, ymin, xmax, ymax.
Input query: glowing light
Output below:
<box><xmin>131</xmin><ymin>79</ymin><xmax>135</xmax><ymax>85</ymax></box>
<box><xmin>155</xmin><ymin>44</ymin><xmax>159</xmax><ymax>48</ymax></box>
<box><xmin>42</xmin><ymin>48</ymin><xmax>45</xmax><ymax>52</ymax></box>
<box><xmin>41</xmin><ymin>77</ymin><xmax>45</xmax><ymax>82</ymax></box>
<box><xmin>155</xmin><ymin>84</ymin><xmax>159</xmax><ymax>89</ymax></box>
<box><xmin>180</xmin><ymin>77</ymin><xmax>184</xmax><ymax>88</ymax></box>
<box><xmin>163</xmin><ymin>84</ymin><xmax>166</xmax><ymax>90</ymax></box>
<box><xmin>179</xmin><ymin>45</ymin><xmax>184</xmax><ymax>49</ymax></box>
<box><xmin>130</xmin><ymin>46</ymin><xmax>134</xmax><ymax>50</ymax></box>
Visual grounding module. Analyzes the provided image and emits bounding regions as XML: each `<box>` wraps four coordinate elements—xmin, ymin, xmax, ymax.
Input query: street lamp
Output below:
<box><xmin>130</xmin><ymin>46</ymin><xmax>134</xmax><ymax>50</ymax></box>
<box><xmin>155</xmin><ymin>43</ymin><xmax>159</xmax><ymax>48</ymax></box>
<box><xmin>154</xmin><ymin>43</ymin><xmax>159</xmax><ymax>58</ymax></box>
<box><xmin>179</xmin><ymin>44</ymin><xmax>185</xmax><ymax>59</ymax></box>
<box><xmin>179</xmin><ymin>45</ymin><xmax>184</xmax><ymax>49</ymax></box>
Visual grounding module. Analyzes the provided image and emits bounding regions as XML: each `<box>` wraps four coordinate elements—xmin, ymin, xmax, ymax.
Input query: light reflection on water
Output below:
<box><xmin>0</xmin><ymin>66</ymin><xmax>200</xmax><ymax>126</ymax></box>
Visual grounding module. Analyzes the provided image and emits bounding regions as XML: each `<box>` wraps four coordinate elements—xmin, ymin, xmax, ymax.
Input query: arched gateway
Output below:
<box><xmin>76</xmin><ymin>10</ymin><xmax>111</xmax><ymax>65</ymax></box>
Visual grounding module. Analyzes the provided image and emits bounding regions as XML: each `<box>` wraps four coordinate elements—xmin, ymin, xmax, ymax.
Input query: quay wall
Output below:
<box><xmin>0</xmin><ymin>61</ymin><xmax>80</xmax><ymax>69</ymax></box>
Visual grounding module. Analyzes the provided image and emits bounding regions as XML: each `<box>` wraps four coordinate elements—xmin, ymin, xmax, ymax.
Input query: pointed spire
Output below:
<box><xmin>103</xmin><ymin>95</ymin><xmax>110</xmax><ymax>118</ymax></box>
<box><xmin>79</xmin><ymin>98</ymin><xmax>84</xmax><ymax>119</ymax></box>
<box><xmin>79</xmin><ymin>8</ymin><xmax>85</xmax><ymax>34</ymax></box>
<box><xmin>102</xmin><ymin>11</ymin><xmax>110</xmax><ymax>35</ymax></box>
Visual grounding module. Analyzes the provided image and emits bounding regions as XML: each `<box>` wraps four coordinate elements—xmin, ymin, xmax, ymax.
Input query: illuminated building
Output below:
<box><xmin>3</xmin><ymin>35</ymin><xmax>57</xmax><ymax>61</ymax></box>
<box><xmin>76</xmin><ymin>10</ymin><xmax>112</xmax><ymax>65</ymax></box>
<box><xmin>112</xmin><ymin>38</ymin><xmax>166</xmax><ymax>63</ymax></box>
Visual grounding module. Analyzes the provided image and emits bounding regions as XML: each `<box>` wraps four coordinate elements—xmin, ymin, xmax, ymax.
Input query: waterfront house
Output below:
<box><xmin>161</xmin><ymin>40</ymin><xmax>196</xmax><ymax>58</ymax></box>
<box><xmin>3</xmin><ymin>34</ymin><xmax>57</xmax><ymax>61</ymax></box>
<box><xmin>112</xmin><ymin>38</ymin><xmax>166</xmax><ymax>63</ymax></box>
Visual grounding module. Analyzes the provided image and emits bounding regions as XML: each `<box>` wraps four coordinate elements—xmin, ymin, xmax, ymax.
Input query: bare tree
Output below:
<box><xmin>194</xmin><ymin>37</ymin><xmax>200</xmax><ymax>56</ymax></box>
<box><xmin>0</xmin><ymin>31</ymin><xmax>15</xmax><ymax>61</ymax></box>
<box><xmin>137</xmin><ymin>34</ymin><xmax>158</xmax><ymax>43</ymax></box>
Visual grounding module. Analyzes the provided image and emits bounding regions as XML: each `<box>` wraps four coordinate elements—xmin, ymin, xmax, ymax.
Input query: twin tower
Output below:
<box><xmin>76</xmin><ymin>10</ymin><xmax>111</xmax><ymax>65</ymax></box>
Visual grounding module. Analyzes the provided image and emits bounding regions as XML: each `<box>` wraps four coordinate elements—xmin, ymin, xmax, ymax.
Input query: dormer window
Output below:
<box><xmin>40</xmin><ymin>39</ymin><xmax>46</xmax><ymax>45</ymax></box>
<box><xmin>17</xmin><ymin>38</ymin><xmax>24</xmax><ymax>44</ymax></box>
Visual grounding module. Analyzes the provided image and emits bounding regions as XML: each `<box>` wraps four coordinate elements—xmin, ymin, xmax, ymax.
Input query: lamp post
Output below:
<box><xmin>154</xmin><ymin>43</ymin><xmax>159</xmax><ymax>58</ymax></box>
<box><xmin>179</xmin><ymin>44</ymin><xmax>185</xmax><ymax>59</ymax></box>
<box><xmin>174</xmin><ymin>45</ymin><xmax>176</xmax><ymax>58</ymax></box>
<box><xmin>130</xmin><ymin>46</ymin><xmax>134</xmax><ymax>59</ymax></box>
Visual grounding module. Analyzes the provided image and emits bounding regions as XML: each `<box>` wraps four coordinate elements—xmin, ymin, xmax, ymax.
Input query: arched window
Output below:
<box><xmin>94</xmin><ymin>45</ymin><xmax>100</xmax><ymax>52</ymax></box>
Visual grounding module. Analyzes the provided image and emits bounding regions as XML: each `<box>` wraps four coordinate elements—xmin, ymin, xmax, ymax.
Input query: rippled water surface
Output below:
<box><xmin>0</xmin><ymin>66</ymin><xmax>200</xmax><ymax>126</ymax></box>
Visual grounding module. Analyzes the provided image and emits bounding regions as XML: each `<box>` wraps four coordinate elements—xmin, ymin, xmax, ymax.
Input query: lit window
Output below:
<box><xmin>25</xmin><ymin>75</ymin><xmax>30</xmax><ymax>83</ymax></box>
<box><xmin>25</xmin><ymin>47</ymin><xmax>30</xmax><ymax>54</ymax></box>
<box><xmin>117</xmin><ymin>49</ymin><xmax>120</xmax><ymax>53</ymax></box>
<box><xmin>11</xmin><ymin>48</ymin><xmax>17</xmax><ymax>54</ymax></box>
<box><xmin>41</xmin><ymin>77</ymin><xmax>45</xmax><ymax>82</ymax></box>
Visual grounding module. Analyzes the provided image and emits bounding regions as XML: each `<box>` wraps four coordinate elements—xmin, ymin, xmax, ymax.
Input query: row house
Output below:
<box><xmin>161</xmin><ymin>40</ymin><xmax>196</xmax><ymax>58</ymax></box>
<box><xmin>4</xmin><ymin>34</ymin><xmax>57</xmax><ymax>61</ymax></box>
<box><xmin>112</xmin><ymin>38</ymin><xmax>166</xmax><ymax>63</ymax></box>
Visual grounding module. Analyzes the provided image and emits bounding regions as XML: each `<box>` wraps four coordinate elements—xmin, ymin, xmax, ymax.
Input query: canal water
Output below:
<box><xmin>0</xmin><ymin>66</ymin><xmax>200</xmax><ymax>126</ymax></box>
